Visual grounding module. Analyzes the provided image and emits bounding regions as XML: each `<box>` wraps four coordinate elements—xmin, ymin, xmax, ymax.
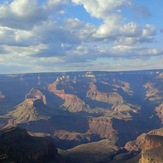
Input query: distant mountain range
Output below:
<box><xmin>0</xmin><ymin>70</ymin><xmax>163</xmax><ymax>162</ymax></box>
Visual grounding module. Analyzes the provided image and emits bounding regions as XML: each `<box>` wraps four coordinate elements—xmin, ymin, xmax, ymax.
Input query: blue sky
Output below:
<box><xmin>0</xmin><ymin>0</ymin><xmax>163</xmax><ymax>73</ymax></box>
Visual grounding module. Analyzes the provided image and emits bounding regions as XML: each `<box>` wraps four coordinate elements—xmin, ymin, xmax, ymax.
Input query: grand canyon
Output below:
<box><xmin>1</xmin><ymin>70</ymin><xmax>163</xmax><ymax>162</ymax></box>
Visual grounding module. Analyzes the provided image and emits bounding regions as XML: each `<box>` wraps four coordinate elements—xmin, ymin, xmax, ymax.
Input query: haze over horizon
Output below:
<box><xmin>0</xmin><ymin>0</ymin><xmax>163</xmax><ymax>74</ymax></box>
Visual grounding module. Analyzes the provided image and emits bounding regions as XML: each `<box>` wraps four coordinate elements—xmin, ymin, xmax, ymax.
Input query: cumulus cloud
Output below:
<box><xmin>0</xmin><ymin>0</ymin><xmax>68</xmax><ymax>29</ymax></box>
<box><xmin>72</xmin><ymin>0</ymin><xmax>156</xmax><ymax>45</ymax></box>
<box><xmin>0</xmin><ymin>0</ymin><xmax>162</xmax><ymax>73</ymax></box>
<box><xmin>0</xmin><ymin>0</ymin><xmax>47</xmax><ymax>29</ymax></box>
<box><xmin>72</xmin><ymin>0</ymin><xmax>131</xmax><ymax>20</ymax></box>
<box><xmin>0</xmin><ymin>26</ymin><xmax>37</xmax><ymax>46</ymax></box>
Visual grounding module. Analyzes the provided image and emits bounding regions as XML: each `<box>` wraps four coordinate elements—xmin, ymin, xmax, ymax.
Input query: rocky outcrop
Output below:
<box><xmin>87</xmin><ymin>82</ymin><xmax>124</xmax><ymax>107</ymax></box>
<box><xmin>50</xmin><ymin>117</ymin><xmax>119</xmax><ymax>149</ymax></box>
<box><xmin>155</xmin><ymin>103</ymin><xmax>163</xmax><ymax>123</ymax></box>
<box><xmin>124</xmin><ymin>132</ymin><xmax>163</xmax><ymax>162</ymax></box>
<box><xmin>48</xmin><ymin>79</ymin><xmax>87</xmax><ymax>112</ymax></box>
<box><xmin>157</xmin><ymin>72</ymin><xmax>163</xmax><ymax>79</ymax></box>
<box><xmin>125</xmin><ymin>127</ymin><xmax>163</xmax><ymax>152</ymax></box>
<box><xmin>149</xmin><ymin>127</ymin><xmax>163</xmax><ymax>136</ymax></box>
<box><xmin>144</xmin><ymin>80</ymin><xmax>163</xmax><ymax>103</ymax></box>
<box><xmin>84</xmin><ymin>71</ymin><xmax>96</xmax><ymax>82</ymax></box>
<box><xmin>144</xmin><ymin>82</ymin><xmax>159</xmax><ymax>101</ymax></box>
<box><xmin>2</xmin><ymin>88</ymin><xmax>55</xmax><ymax>125</ymax></box>
<box><xmin>139</xmin><ymin>135</ymin><xmax>163</xmax><ymax>163</ymax></box>
<box><xmin>0</xmin><ymin>126</ymin><xmax>59</xmax><ymax>163</ymax></box>
<box><xmin>143</xmin><ymin>134</ymin><xmax>163</xmax><ymax>151</ymax></box>
<box><xmin>114</xmin><ymin>80</ymin><xmax>133</xmax><ymax>95</ymax></box>
<box><xmin>126</xmin><ymin>128</ymin><xmax>163</xmax><ymax>162</ymax></box>
<box><xmin>54</xmin><ymin>129</ymin><xmax>100</xmax><ymax>142</ymax></box>
<box><xmin>3</xmin><ymin>99</ymin><xmax>50</xmax><ymax>125</ymax></box>
<box><xmin>61</xmin><ymin>139</ymin><xmax>119</xmax><ymax>163</ymax></box>
<box><xmin>125</xmin><ymin>133</ymin><xmax>146</xmax><ymax>152</ymax></box>
<box><xmin>48</xmin><ymin>82</ymin><xmax>65</xmax><ymax>95</ymax></box>
<box><xmin>59</xmin><ymin>94</ymin><xmax>87</xmax><ymax>112</ymax></box>
<box><xmin>88</xmin><ymin>117</ymin><xmax>117</xmax><ymax>140</ymax></box>
<box><xmin>53</xmin><ymin>129</ymin><xmax>101</xmax><ymax>149</ymax></box>
<box><xmin>25</xmin><ymin>88</ymin><xmax>47</xmax><ymax>104</ymax></box>
<box><xmin>54</xmin><ymin>130</ymin><xmax>90</xmax><ymax>141</ymax></box>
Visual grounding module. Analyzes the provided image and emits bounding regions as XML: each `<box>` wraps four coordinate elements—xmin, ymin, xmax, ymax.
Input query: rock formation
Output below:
<box><xmin>25</xmin><ymin>88</ymin><xmax>47</xmax><ymax>105</ymax></box>
<box><xmin>139</xmin><ymin>135</ymin><xmax>163</xmax><ymax>163</ymax></box>
<box><xmin>60</xmin><ymin>139</ymin><xmax>119</xmax><ymax>163</ymax></box>
<box><xmin>48</xmin><ymin>78</ymin><xmax>87</xmax><ymax>112</ymax></box>
<box><xmin>88</xmin><ymin>117</ymin><xmax>117</xmax><ymax>140</ymax></box>
<box><xmin>3</xmin><ymin>88</ymin><xmax>51</xmax><ymax>124</ymax></box>
<box><xmin>155</xmin><ymin>103</ymin><xmax>163</xmax><ymax>123</ymax></box>
<box><xmin>0</xmin><ymin>126</ymin><xmax>60</xmax><ymax>163</ymax></box>
<box><xmin>125</xmin><ymin>133</ymin><xmax>146</xmax><ymax>152</ymax></box>
<box><xmin>87</xmin><ymin>82</ymin><xmax>124</xmax><ymax>107</ymax></box>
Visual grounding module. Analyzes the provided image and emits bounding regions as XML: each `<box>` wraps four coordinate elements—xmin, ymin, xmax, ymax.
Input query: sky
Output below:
<box><xmin>0</xmin><ymin>0</ymin><xmax>163</xmax><ymax>74</ymax></box>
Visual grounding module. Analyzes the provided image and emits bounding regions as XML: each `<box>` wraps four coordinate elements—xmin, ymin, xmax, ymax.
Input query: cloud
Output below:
<box><xmin>120</xmin><ymin>22</ymin><xmax>141</xmax><ymax>37</ymax></box>
<box><xmin>0</xmin><ymin>26</ymin><xmax>37</xmax><ymax>47</ymax></box>
<box><xmin>0</xmin><ymin>0</ymin><xmax>68</xmax><ymax>30</ymax></box>
<box><xmin>47</xmin><ymin>0</ymin><xmax>69</xmax><ymax>8</ymax></box>
<box><xmin>72</xmin><ymin>0</ymin><xmax>131</xmax><ymax>20</ymax></box>
<box><xmin>72</xmin><ymin>0</ymin><xmax>156</xmax><ymax>45</ymax></box>
<box><xmin>137</xmin><ymin>48</ymin><xmax>163</xmax><ymax>56</ymax></box>
<box><xmin>0</xmin><ymin>0</ymin><xmax>47</xmax><ymax>29</ymax></box>
<box><xmin>0</xmin><ymin>0</ymin><xmax>162</xmax><ymax>73</ymax></box>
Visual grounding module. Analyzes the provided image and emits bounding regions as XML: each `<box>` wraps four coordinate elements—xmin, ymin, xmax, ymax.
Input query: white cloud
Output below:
<box><xmin>72</xmin><ymin>0</ymin><xmax>131</xmax><ymax>20</ymax></box>
<box><xmin>10</xmin><ymin>0</ymin><xmax>39</xmax><ymax>18</ymax></box>
<box><xmin>0</xmin><ymin>26</ymin><xmax>39</xmax><ymax>46</ymax></box>
<box><xmin>72</xmin><ymin>0</ymin><xmax>129</xmax><ymax>39</ymax></box>
<box><xmin>120</xmin><ymin>22</ymin><xmax>141</xmax><ymax>37</ymax></box>
<box><xmin>112</xmin><ymin>45</ymin><xmax>137</xmax><ymax>53</ymax></box>
<box><xmin>64</xmin><ymin>18</ymin><xmax>83</xmax><ymax>28</ymax></box>
<box><xmin>47</xmin><ymin>0</ymin><xmax>69</xmax><ymax>7</ymax></box>
<box><xmin>138</xmin><ymin>49</ymin><xmax>163</xmax><ymax>56</ymax></box>
<box><xmin>71</xmin><ymin>45</ymin><xmax>89</xmax><ymax>55</ymax></box>
<box><xmin>72</xmin><ymin>0</ymin><xmax>156</xmax><ymax>46</ymax></box>
<box><xmin>114</xmin><ymin>37</ymin><xmax>139</xmax><ymax>45</ymax></box>
<box><xmin>0</xmin><ymin>0</ymin><xmax>162</xmax><ymax>73</ymax></box>
<box><xmin>0</xmin><ymin>0</ymin><xmax>68</xmax><ymax>30</ymax></box>
<box><xmin>93</xmin><ymin>22</ymin><xmax>117</xmax><ymax>38</ymax></box>
<box><xmin>142</xmin><ymin>24</ymin><xmax>156</xmax><ymax>38</ymax></box>
<box><xmin>1</xmin><ymin>44</ymin><xmax>47</xmax><ymax>57</ymax></box>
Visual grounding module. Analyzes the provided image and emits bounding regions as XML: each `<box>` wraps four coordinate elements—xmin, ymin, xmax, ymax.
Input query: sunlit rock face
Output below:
<box><xmin>25</xmin><ymin>88</ymin><xmax>47</xmax><ymax>105</ymax></box>
<box><xmin>139</xmin><ymin>135</ymin><xmax>163</xmax><ymax>163</ymax></box>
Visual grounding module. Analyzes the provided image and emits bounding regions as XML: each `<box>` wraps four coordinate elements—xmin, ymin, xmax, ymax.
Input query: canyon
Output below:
<box><xmin>0</xmin><ymin>70</ymin><xmax>163</xmax><ymax>162</ymax></box>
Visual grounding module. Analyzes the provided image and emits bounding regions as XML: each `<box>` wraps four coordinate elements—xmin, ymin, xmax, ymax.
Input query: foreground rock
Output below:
<box><xmin>139</xmin><ymin>134</ymin><xmax>163</xmax><ymax>163</ymax></box>
<box><xmin>60</xmin><ymin>139</ymin><xmax>119</xmax><ymax>163</ymax></box>
<box><xmin>0</xmin><ymin>126</ymin><xmax>60</xmax><ymax>163</ymax></box>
